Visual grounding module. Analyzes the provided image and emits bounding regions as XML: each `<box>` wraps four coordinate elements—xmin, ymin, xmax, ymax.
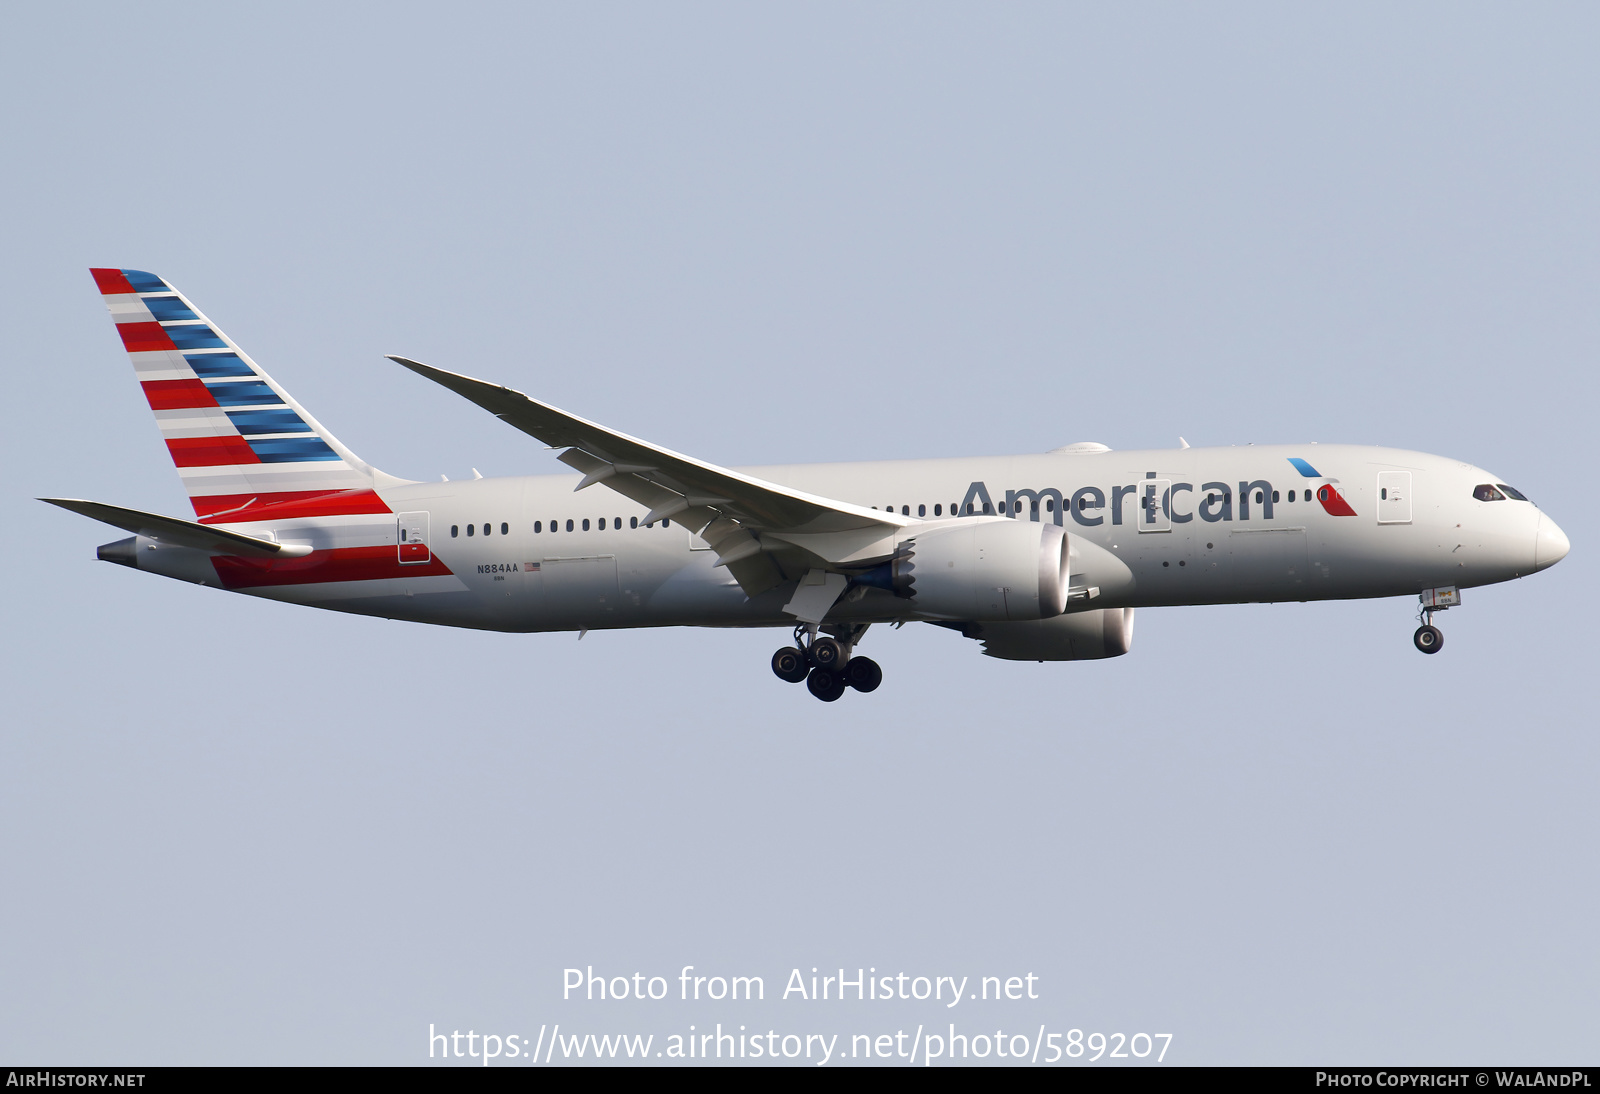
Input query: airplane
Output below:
<box><xmin>44</xmin><ymin>268</ymin><xmax>1572</xmax><ymax>701</ymax></box>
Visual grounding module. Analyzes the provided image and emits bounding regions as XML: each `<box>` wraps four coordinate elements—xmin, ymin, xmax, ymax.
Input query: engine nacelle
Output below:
<box><xmin>962</xmin><ymin>607</ymin><xmax>1135</xmax><ymax>661</ymax></box>
<box><xmin>896</xmin><ymin>519</ymin><xmax>1070</xmax><ymax>621</ymax></box>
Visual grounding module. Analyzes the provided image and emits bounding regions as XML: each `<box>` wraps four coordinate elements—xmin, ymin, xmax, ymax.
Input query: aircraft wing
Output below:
<box><xmin>388</xmin><ymin>356</ymin><xmax>910</xmax><ymax>595</ymax></box>
<box><xmin>39</xmin><ymin>498</ymin><xmax>310</xmax><ymax>557</ymax></box>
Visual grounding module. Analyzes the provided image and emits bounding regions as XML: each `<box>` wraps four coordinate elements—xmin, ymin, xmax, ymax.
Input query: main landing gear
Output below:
<box><xmin>771</xmin><ymin>624</ymin><xmax>882</xmax><ymax>702</ymax></box>
<box><xmin>1413</xmin><ymin>586</ymin><xmax>1460</xmax><ymax>655</ymax></box>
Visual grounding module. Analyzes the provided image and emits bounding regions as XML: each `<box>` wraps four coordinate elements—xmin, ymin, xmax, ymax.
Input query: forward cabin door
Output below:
<box><xmin>1377</xmin><ymin>471</ymin><xmax>1412</xmax><ymax>524</ymax></box>
<box><xmin>397</xmin><ymin>511</ymin><xmax>431</xmax><ymax>564</ymax></box>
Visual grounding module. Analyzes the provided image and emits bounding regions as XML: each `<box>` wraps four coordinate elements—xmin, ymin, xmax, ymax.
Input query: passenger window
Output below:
<box><xmin>663</xmin><ymin>519</ymin><xmax>671</xmax><ymax>528</ymax></box>
<box><xmin>1381</xmin><ymin>488</ymin><xmax>1387</xmax><ymax>500</ymax></box>
<box><xmin>1474</xmin><ymin>484</ymin><xmax>1505</xmax><ymax>502</ymax></box>
<box><xmin>1255</xmin><ymin>491</ymin><xmax>1263</xmax><ymax>504</ymax></box>
<box><xmin>597</xmin><ymin>518</ymin><xmax>605</xmax><ymax>530</ymax></box>
<box><xmin>630</xmin><ymin>516</ymin><xmax>638</xmax><ymax>528</ymax></box>
<box><xmin>918</xmin><ymin>504</ymin><xmax>926</xmax><ymax>516</ymax></box>
<box><xmin>934</xmin><ymin>504</ymin><xmax>942</xmax><ymax>516</ymax></box>
<box><xmin>1286</xmin><ymin>491</ymin><xmax>1294</xmax><ymax>502</ymax></box>
<box><xmin>501</xmin><ymin>522</ymin><xmax>509</xmax><ymax>535</ymax></box>
<box><xmin>401</xmin><ymin>529</ymin><xmax>407</xmax><ymax>541</ymax></box>
<box><xmin>535</xmin><ymin>521</ymin><xmax>542</xmax><ymax>533</ymax></box>
<box><xmin>566</xmin><ymin>519</ymin><xmax>574</xmax><ymax>531</ymax></box>
<box><xmin>582</xmin><ymin>518</ymin><xmax>590</xmax><ymax>531</ymax></box>
<box><xmin>1045</xmin><ymin>499</ymin><xmax>1054</xmax><ymax>512</ymax></box>
<box><xmin>483</xmin><ymin>523</ymin><xmax>491</xmax><ymax>536</ymax></box>
<box><xmin>467</xmin><ymin>524</ymin><xmax>475</xmax><ymax>536</ymax></box>
<box><xmin>1304</xmin><ymin>490</ymin><xmax>1311</xmax><ymax>502</ymax></box>
<box><xmin>614</xmin><ymin>516</ymin><xmax>621</xmax><ymax>527</ymax></box>
<box><xmin>550</xmin><ymin>518</ymin><xmax>558</xmax><ymax>532</ymax></box>
<box><xmin>451</xmin><ymin>525</ymin><xmax>458</xmax><ymax>537</ymax></box>
<box><xmin>1497</xmin><ymin>484</ymin><xmax>1528</xmax><ymax>501</ymax></box>
<box><xmin>1272</xmin><ymin>490</ymin><xmax>1279</xmax><ymax>503</ymax></box>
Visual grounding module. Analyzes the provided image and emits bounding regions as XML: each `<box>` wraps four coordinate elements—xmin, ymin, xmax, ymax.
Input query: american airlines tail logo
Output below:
<box><xmin>961</xmin><ymin>456</ymin><xmax>1357</xmax><ymax>527</ymax></box>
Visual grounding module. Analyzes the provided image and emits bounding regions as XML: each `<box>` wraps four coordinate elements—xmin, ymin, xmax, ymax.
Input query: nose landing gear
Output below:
<box><xmin>1413</xmin><ymin>586</ymin><xmax>1459</xmax><ymax>655</ymax></box>
<box><xmin>771</xmin><ymin>624</ymin><xmax>883</xmax><ymax>700</ymax></box>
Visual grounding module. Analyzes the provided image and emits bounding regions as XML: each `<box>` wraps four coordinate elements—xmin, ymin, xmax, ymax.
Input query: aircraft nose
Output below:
<box><xmin>1534</xmin><ymin>513</ymin><xmax>1571</xmax><ymax>572</ymax></box>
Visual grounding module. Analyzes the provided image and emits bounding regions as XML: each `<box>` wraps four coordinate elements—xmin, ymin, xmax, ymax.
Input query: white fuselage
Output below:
<box><xmin>127</xmin><ymin>443</ymin><xmax>1564</xmax><ymax>634</ymax></box>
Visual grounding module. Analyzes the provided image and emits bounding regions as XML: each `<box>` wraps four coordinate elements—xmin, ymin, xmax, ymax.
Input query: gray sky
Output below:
<box><xmin>2</xmin><ymin>2</ymin><xmax>1595</xmax><ymax>1066</ymax></box>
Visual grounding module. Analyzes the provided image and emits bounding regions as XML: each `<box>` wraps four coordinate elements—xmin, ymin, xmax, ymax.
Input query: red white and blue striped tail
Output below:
<box><xmin>90</xmin><ymin>268</ymin><xmax>393</xmax><ymax>524</ymax></box>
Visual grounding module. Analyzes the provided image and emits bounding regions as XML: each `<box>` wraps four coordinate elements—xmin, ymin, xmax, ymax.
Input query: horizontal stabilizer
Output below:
<box><xmin>39</xmin><ymin>498</ymin><xmax>311</xmax><ymax>557</ymax></box>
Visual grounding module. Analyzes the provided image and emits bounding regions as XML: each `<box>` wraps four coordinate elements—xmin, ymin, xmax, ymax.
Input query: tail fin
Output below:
<box><xmin>90</xmin><ymin>268</ymin><xmax>394</xmax><ymax>523</ymax></box>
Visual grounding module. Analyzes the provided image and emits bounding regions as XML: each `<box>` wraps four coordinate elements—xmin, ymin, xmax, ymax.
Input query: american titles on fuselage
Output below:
<box><xmin>942</xmin><ymin>471</ymin><xmax>1350</xmax><ymax>527</ymax></box>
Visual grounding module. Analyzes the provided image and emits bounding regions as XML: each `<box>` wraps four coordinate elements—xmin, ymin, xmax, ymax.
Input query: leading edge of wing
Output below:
<box><xmin>386</xmin><ymin>355</ymin><xmax>910</xmax><ymax>540</ymax></box>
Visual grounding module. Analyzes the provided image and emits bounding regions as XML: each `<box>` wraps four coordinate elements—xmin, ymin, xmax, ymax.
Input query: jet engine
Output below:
<box><xmin>862</xmin><ymin>520</ymin><xmax>1070</xmax><ymax>621</ymax></box>
<box><xmin>957</xmin><ymin>607</ymin><xmax>1136</xmax><ymax>661</ymax></box>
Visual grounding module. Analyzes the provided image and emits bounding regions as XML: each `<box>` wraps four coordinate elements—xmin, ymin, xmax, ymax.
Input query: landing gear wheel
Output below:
<box><xmin>1413</xmin><ymin>625</ymin><xmax>1443</xmax><ymax>654</ymax></box>
<box><xmin>806</xmin><ymin>667</ymin><xmax>846</xmax><ymax>702</ymax></box>
<box><xmin>771</xmin><ymin>647</ymin><xmax>809</xmax><ymax>683</ymax></box>
<box><xmin>843</xmin><ymin>656</ymin><xmax>882</xmax><ymax>693</ymax></box>
<box><xmin>810</xmin><ymin>636</ymin><xmax>845</xmax><ymax>670</ymax></box>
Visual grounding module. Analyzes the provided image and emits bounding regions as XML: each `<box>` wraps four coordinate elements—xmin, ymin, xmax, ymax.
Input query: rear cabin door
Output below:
<box><xmin>1377</xmin><ymin>471</ymin><xmax>1412</xmax><ymax>524</ymax></box>
<box><xmin>397</xmin><ymin>511</ymin><xmax>431</xmax><ymax>564</ymax></box>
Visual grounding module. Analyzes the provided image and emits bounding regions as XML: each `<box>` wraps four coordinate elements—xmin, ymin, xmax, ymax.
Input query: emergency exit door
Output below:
<box><xmin>398</xmin><ymin>511</ymin><xmax>431</xmax><ymax>563</ymax></box>
<box><xmin>1138</xmin><ymin>479</ymin><xmax>1172</xmax><ymax>532</ymax></box>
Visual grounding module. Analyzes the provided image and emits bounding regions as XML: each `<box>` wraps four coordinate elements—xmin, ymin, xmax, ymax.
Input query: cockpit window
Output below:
<box><xmin>1473</xmin><ymin>484</ymin><xmax>1505</xmax><ymax>502</ymax></box>
<box><xmin>1496</xmin><ymin>484</ymin><xmax>1529</xmax><ymax>501</ymax></box>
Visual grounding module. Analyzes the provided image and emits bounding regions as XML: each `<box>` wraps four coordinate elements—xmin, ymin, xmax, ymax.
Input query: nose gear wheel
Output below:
<box><xmin>1413</xmin><ymin>589</ymin><xmax>1454</xmax><ymax>655</ymax></box>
